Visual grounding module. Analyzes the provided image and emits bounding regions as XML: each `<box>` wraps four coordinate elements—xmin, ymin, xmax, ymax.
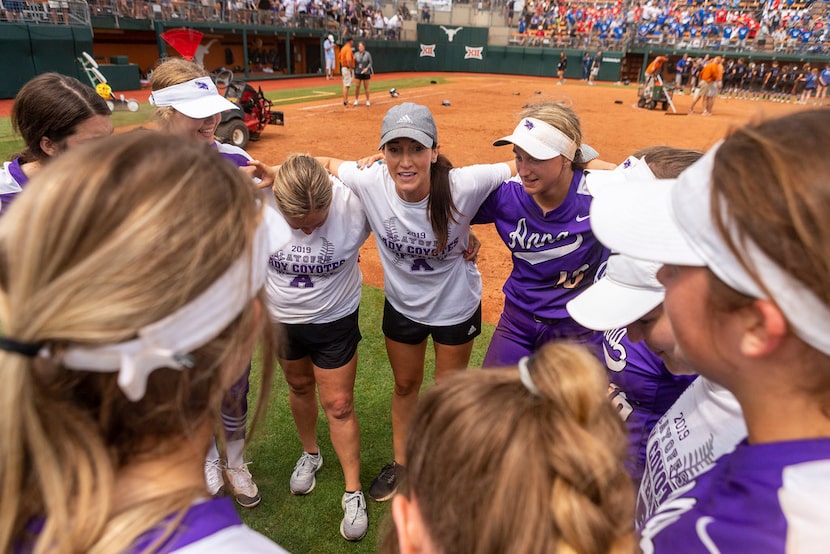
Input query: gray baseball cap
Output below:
<box><xmin>378</xmin><ymin>102</ymin><xmax>437</xmax><ymax>149</ymax></box>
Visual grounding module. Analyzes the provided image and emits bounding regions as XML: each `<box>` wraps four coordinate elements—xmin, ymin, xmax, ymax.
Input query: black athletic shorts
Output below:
<box><xmin>278</xmin><ymin>309</ymin><xmax>361</xmax><ymax>369</ymax></box>
<box><xmin>382</xmin><ymin>299</ymin><xmax>482</xmax><ymax>346</ymax></box>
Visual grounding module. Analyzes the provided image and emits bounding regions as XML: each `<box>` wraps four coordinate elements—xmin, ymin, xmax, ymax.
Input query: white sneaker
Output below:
<box><xmin>225</xmin><ymin>463</ymin><xmax>261</xmax><ymax>508</ymax></box>
<box><xmin>366</xmin><ymin>100</ymin><xmax>371</xmax><ymax>106</ymax></box>
<box><xmin>204</xmin><ymin>458</ymin><xmax>225</xmax><ymax>496</ymax></box>
<box><xmin>340</xmin><ymin>491</ymin><xmax>368</xmax><ymax>541</ymax></box>
<box><xmin>353</xmin><ymin>99</ymin><xmax>359</xmax><ymax>106</ymax></box>
<box><xmin>290</xmin><ymin>451</ymin><xmax>323</xmax><ymax>495</ymax></box>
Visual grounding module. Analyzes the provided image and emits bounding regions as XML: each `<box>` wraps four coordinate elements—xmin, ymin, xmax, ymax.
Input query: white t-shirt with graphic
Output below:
<box><xmin>338</xmin><ymin>161</ymin><xmax>511</xmax><ymax>325</ymax></box>
<box><xmin>264</xmin><ymin>178</ymin><xmax>370</xmax><ymax>325</ymax></box>
<box><xmin>636</xmin><ymin>376</ymin><xmax>746</xmax><ymax>529</ymax></box>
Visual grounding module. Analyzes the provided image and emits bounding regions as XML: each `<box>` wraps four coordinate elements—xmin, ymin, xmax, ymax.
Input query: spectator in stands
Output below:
<box><xmin>373</xmin><ymin>10</ymin><xmax>384</xmax><ymax>39</ymax></box>
<box><xmin>257</xmin><ymin>0</ymin><xmax>272</xmax><ymax>25</ymax></box>
<box><xmin>756</xmin><ymin>20</ymin><xmax>770</xmax><ymax>50</ymax></box>
<box><xmin>421</xmin><ymin>3</ymin><xmax>429</xmax><ymax>23</ymax></box>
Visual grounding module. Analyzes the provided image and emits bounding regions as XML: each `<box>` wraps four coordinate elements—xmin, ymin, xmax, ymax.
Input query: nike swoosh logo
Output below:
<box><xmin>513</xmin><ymin>234</ymin><xmax>583</xmax><ymax>265</ymax></box>
<box><xmin>576</xmin><ymin>214</ymin><xmax>590</xmax><ymax>222</ymax></box>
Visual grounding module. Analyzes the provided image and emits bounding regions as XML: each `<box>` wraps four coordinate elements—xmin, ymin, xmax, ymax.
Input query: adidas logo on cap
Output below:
<box><xmin>397</xmin><ymin>114</ymin><xmax>414</xmax><ymax>124</ymax></box>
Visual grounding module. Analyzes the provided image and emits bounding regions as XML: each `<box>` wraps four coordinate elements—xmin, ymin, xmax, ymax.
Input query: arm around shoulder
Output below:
<box><xmin>316</xmin><ymin>156</ymin><xmax>348</xmax><ymax>177</ymax></box>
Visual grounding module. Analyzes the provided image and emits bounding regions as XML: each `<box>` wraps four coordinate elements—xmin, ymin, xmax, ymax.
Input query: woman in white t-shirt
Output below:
<box><xmin>317</xmin><ymin>102</ymin><xmax>514</xmax><ymax>503</ymax></box>
<box><xmin>258</xmin><ymin>154</ymin><xmax>372</xmax><ymax>542</ymax></box>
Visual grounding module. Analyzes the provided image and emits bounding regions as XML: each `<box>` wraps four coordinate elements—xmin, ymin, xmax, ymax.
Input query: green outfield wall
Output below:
<box><xmin>2</xmin><ymin>20</ymin><xmax>827</xmax><ymax>98</ymax></box>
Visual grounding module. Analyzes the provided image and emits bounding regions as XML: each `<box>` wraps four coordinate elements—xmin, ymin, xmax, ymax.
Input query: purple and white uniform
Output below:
<box><xmin>337</xmin><ymin>161</ymin><xmax>511</xmax><ymax>326</ymax></box>
<box><xmin>603</xmin><ymin>330</ymin><xmax>695</xmax><ymax>484</ymax></box>
<box><xmin>636</xmin><ymin>376</ymin><xmax>745</xmax><ymax>529</ymax></box>
<box><xmin>128</xmin><ymin>497</ymin><xmax>288</xmax><ymax>553</ymax></box>
<box><xmin>0</xmin><ymin>158</ymin><xmax>28</xmax><ymax>214</ymax></box>
<box><xmin>214</xmin><ymin>141</ymin><xmax>252</xmax><ymax>169</ymax></box>
<box><xmin>263</xmin><ymin>178</ymin><xmax>371</xmax><ymax>324</ymax></box>
<box><xmin>472</xmin><ymin>170</ymin><xmax>609</xmax><ymax>366</ymax></box>
<box><xmin>640</xmin><ymin>438</ymin><xmax>830</xmax><ymax>553</ymax></box>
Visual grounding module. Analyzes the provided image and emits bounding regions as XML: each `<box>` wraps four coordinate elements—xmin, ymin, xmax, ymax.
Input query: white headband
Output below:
<box><xmin>55</xmin><ymin>216</ymin><xmax>270</xmax><ymax>401</ymax></box>
<box><xmin>591</xmin><ymin>144</ymin><xmax>830</xmax><ymax>356</ymax></box>
<box><xmin>493</xmin><ymin>117</ymin><xmax>579</xmax><ymax>161</ymax></box>
<box><xmin>149</xmin><ymin>77</ymin><xmax>238</xmax><ymax>119</ymax></box>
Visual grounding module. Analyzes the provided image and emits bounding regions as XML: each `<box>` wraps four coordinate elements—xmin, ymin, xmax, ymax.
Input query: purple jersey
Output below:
<box><xmin>640</xmin><ymin>438</ymin><xmax>830</xmax><ymax>553</ymax></box>
<box><xmin>128</xmin><ymin>497</ymin><xmax>286</xmax><ymax>553</ymax></box>
<box><xmin>604</xmin><ymin>330</ymin><xmax>695</xmax><ymax>483</ymax></box>
<box><xmin>214</xmin><ymin>141</ymin><xmax>252</xmax><ymax>168</ymax></box>
<box><xmin>473</xmin><ymin>170</ymin><xmax>608</xmax><ymax>320</ymax></box>
<box><xmin>0</xmin><ymin>158</ymin><xmax>28</xmax><ymax>214</ymax></box>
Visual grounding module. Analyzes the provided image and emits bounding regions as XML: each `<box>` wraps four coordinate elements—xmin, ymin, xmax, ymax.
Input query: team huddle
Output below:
<box><xmin>2</xmin><ymin>60</ymin><xmax>830</xmax><ymax>553</ymax></box>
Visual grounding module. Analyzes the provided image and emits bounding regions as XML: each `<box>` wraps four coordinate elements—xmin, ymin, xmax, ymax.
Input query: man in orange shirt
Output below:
<box><xmin>340</xmin><ymin>36</ymin><xmax>355</xmax><ymax>108</ymax></box>
<box><xmin>689</xmin><ymin>56</ymin><xmax>724</xmax><ymax>115</ymax></box>
<box><xmin>643</xmin><ymin>56</ymin><xmax>669</xmax><ymax>105</ymax></box>
<box><xmin>643</xmin><ymin>55</ymin><xmax>668</xmax><ymax>91</ymax></box>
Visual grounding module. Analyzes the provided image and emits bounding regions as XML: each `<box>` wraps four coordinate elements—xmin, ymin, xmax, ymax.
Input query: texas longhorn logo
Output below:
<box><xmin>464</xmin><ymin>46</ymin><xmax>484</xmax><ymax>60</ymax></box>
<box><xmin>440</xmin><ymin>26</ymin><xmax>463</xmax><ymax>42</ymax></box>
<box><xmin>420</xmin><ymin>43</ymin><xmax>436</xmax><ymax>57</ymax></box>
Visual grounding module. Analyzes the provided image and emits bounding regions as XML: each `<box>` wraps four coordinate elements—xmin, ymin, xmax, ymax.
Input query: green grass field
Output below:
<box><xmin>244</xmin><ymin>284</ymin><xmax>495</xmax><ymax>552</ymax></box>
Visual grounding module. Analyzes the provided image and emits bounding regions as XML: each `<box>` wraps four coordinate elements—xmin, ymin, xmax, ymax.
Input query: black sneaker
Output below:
<box><xmin>368</xmin><ymin>461</ymin><xmax>403</xmax><ymax>502</ymax></box>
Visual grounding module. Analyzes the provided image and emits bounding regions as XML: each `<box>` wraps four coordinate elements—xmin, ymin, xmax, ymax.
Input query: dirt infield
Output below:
<box><xmin>242</xmin><ymin>72</ymin><xmax>813</xmax><ymax>326</ymax></box>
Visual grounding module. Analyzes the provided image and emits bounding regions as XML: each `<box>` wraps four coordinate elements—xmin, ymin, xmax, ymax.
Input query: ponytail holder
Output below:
<box><xmin>518</xmin><ymin>355</ymin><xmax>540</xmax><ymax>396</ymax></box>
<box><xmin>0</xmin><ymin>337</ymin><xmax>44</xmax><ymax>358</ymax></box>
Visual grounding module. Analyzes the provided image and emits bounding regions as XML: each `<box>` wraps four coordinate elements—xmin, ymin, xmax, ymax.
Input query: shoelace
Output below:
<box><xmin>344</xmin><ymin>493</ymin><xmax>365</xmax><ymax>524</ymax></box>
<box><xmin>379</xmin><ymin>464</ymin><xmax>397</xmax><ymax>484</ymax></box>
<box><xmin>227</xmin><ymin>462</ymin><xmax>253</xmax><ymax>486</ymax></box>
<box><xmin>296</xmin><ymin>454</ymin><xmax>319</xmax><ymax>474</ymax></box>
<box><xmin>206</xmin><ymin>460</ymin><xmax>223</xmax><ymax>485</ymax></box>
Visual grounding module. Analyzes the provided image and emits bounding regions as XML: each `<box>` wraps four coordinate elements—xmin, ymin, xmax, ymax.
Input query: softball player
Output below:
<box><xmin>565</xmin><ymin>149</ymin><xmax>702</xmax><ymax>485</ymax></box>
<box><xmin>2</xmin><ymin>73</ymin><xmax>111</xmax><ymax>213</ymax></box>
<box><xmin>472</xmin><ymin>101</ymin><xmax>610</xmax><ymax>367</ymax></box>
<box><xmin>592</xmin><ymin>110</ymin><xmax>830</xmax><ymax>553</ymax></box>
<box><xmin>254</xmin><ymin>154</ymin><xmax>372</xmax><ymax>541</ymax></box>
<box><xmin>0</xmin><ymin>131</ymin><xmax>286</xmax><ymax>553</ymax></box>
<box><xmin>318</xmin><ymin>102</ymin><xmax>515</xmax><ymax>502</ymax></box>
<box><xmin>150</xmin><ymin>57</ymin><xmax>263</xmax><ymax>509</ymax></box>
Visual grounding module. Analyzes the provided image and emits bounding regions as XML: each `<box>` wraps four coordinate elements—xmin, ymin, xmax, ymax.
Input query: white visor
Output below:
<box><xmin>566</xmin><ymin>254</ymin><xmax>665</xmax><ymax>331</ymax></box>
<box><xmin>586</xmin><ymin>156</ymin><xmax>656</xmax><ymax>197</ymax></box>
<box><xmin>590</xmin><ymin>144</ymin><xmax>830</xmax><ymax>356</ymax></box>
<box><xmin>149</xmin><ymin>77</ymin><xmax>239</xmax><ymax>119</ymax></box>
<box><xmin>493</xmin><ymin>117</ymin><xmax>578</xmax><ymax>161</ymax></box>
